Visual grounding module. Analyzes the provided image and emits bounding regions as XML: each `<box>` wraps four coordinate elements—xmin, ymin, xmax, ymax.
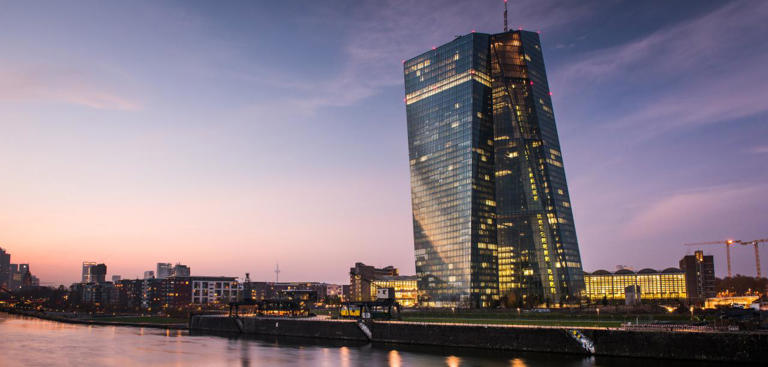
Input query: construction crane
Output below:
<box><xmin>684</xmin><ymin>239</ymin><xmax>768</xmax><ymax>278</ymax></box>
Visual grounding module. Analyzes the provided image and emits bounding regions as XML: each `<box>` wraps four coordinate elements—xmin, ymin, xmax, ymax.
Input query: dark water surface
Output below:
<box><xmin>0</xmin><ymin>313</ymin><xmax>734</xmax><ymax>366</ymax></box>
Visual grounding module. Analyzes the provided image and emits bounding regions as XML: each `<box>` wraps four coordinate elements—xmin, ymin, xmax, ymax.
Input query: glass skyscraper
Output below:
<box><xmin>404</xmin><ymin>30</ymin><xmax>583</xmax><ymax>308</ymax></box>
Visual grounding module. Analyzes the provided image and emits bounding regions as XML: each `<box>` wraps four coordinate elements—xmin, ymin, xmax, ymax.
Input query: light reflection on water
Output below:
<box><xmin>0</xmin><ymin>313</ymin><xmax>733</xmax><ymax>367</ymax></box>
<box><xmin>389</xmin><ymin>350</ymin><xmax>402</xmax><ymax>367</ymax></box>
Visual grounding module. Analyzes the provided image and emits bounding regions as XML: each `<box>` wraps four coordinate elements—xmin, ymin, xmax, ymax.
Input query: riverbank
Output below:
<box><xmin>190</xmin><ymin>315</ymin><xmax>767</xmax><ymax>364</ymax></box>
<box><xmin>5</xmin><ymin>312</ymin><xmax>722</xmax><ymax>367</ymax></box>
<box><xmin>6</xmin><ymin>309</ymin><xmax>766</xmax><ymax>363</ymax></box>
<box><xmin>2</xmin><ymin>309</ymin><xmax>187</xmax><ymax>330</ymax></box>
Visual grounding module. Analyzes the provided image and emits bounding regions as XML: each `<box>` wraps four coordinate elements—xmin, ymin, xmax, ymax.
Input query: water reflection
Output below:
<box><xmin>510</xmin><ymin>357</ymin><xmax>527</xmax><ymax>367</ymax></box>
<box><xmin>339</xmin><ymin>346</ymin><xmax>350</xmax><ymax>367</ymax></box>
<box><xmin>446</xmin><ymin>355</ymin><xmax>461</xmax><ymax>367</ymax></box>
<box><xmin>0</xmin><ymin>313</ymin><xmax>738</xmax><ymax>367</ymax></box>
<box><xmin>388</xmin><ymin>350</ymin><xmax>402</xmax><ymax>367</ymax></box>
<box><xmin>239</xmin><ymin>337</ymin><xmax>251</xmax><ymax>367</ymax></box>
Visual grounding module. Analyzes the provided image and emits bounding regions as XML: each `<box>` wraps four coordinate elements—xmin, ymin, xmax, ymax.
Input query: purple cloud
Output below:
<box><xmin>553</xmin><ymin>1</ymin><xmax>768</xmax><ymax>137</ymax></box>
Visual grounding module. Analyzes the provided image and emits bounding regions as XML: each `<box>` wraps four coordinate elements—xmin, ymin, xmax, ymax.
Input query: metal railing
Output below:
<box><xmin>620</xmin><ymin>323</ymin><xmax>734</xmax><ymax>333</ymax></box>
<box><xmin>376</xmin><ymin>319</ymin><xmax>621</xmax><ymax>331</ymax></box>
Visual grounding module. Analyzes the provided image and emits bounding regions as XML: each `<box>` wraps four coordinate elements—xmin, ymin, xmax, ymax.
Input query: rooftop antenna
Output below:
<box><xmin>274</xmin><ymin>263</ymin><xmax>281</xmax><ymax>283</ymax></box>
<box><xmin>504</xmin><ymin>0</ymin><xmax>508</xmax><ymax>32</ymax></box>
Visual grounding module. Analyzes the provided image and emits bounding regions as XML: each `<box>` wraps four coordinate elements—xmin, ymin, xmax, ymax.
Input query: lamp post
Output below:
<box><xmin>596</xmin><ymin>307</ymin><xmax>600</xmax><ymax>323</ymax></box>
<box><xmin>689</xmin><ymin>306</ymin><xmax>694</xmax><ymax>322</ymax></box>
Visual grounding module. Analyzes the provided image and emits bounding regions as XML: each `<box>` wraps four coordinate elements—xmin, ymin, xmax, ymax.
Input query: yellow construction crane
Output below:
<box><xmin>684</xmin><ymin>239</ymin><xmax>767</xmax><ymax>278</ymax></box>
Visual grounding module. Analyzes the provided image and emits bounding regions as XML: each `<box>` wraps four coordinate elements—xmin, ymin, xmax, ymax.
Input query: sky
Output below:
<box><xmin>1</xmin><ymin>0</ymin><xmax>767</xmax><ymax>286</ymax></box>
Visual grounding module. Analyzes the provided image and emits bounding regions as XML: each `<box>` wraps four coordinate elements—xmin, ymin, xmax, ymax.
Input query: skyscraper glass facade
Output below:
<box><xmin>405</xmin><ymin>31</ymin><xmax>584</xmax><ymax>308</ymax></box>
<box><xmin>405</xmin><ymin>34</ymin><xmax>498</xmax><ymax>308</ymax></box>
<box><xmin>491</xmin><ymin>31</ymin><xmax>583</xmax><ymax>304</ymax></box>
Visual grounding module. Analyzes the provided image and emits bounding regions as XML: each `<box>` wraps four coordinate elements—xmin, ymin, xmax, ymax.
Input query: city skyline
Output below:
<box><xmin>1</xmin><ymin>0</ymin><xmax>767</xmax><ymax>286</ymax></box>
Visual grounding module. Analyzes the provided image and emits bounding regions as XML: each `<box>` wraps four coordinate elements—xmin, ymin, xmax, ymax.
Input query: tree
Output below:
<box><xmin>501</xmin><ymin>289</ymin><xmax>521</xmax><ymax>308</ymax></box>
<box><xmin>715</xmin><ymin>275</ymin><xmax>768</xmax><ymax>296</ymax></box>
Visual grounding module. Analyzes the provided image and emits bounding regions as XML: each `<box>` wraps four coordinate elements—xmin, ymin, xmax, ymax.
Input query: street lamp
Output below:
<box><xmin>689</xmin><ymin>306</ymin><xmax>694</xmax><ymax>321</ymax></box>
<box><xmin>596</xmin><ymin>307</ymin><xmax>600</xmax><ymax>323</ymax></box>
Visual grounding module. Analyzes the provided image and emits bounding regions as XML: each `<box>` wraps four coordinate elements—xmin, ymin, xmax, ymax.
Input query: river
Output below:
<box><xmin>0</xmin><ymin>313</ymin><xmax>734</xmax><ymax>366</ymax></box>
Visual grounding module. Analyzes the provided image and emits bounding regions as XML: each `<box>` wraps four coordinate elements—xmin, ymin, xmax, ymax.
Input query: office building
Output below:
<box><xmin>88</xmin><ymin>264</ymin><xmax>107</xmax><ymax>283</ymax></box>
<box><xmin>404</xmin><ymin>30</ymin><xmax>583</xmax><ymax>307</ymax></box>
<box><xmin>190</xmin><ymin>276</ymin><xmax>241</xmax><ymax>305</ymax></box>
<box><xmin>171</xmin><ymin>263</ymin><xmax>191</xmax><ymax>277</ymax></box>
<box><xmin>326</xmin><ymin>284</ymin><xmax>343</xmax><ymax>300</ymax></box>
<box><xmin>0</xmin><ymin>247</ymin><xmax>10</xmax><ymax>288</ymax></box>
<box><xmin>108</xmin><ymin>278</ymin><xmax>191</xmax><ymax>310</ymax></box>
<box><xmin>115</xmin><ymin>279</ymin><xmax>144</xmax><ymax>309</ymax></box>
<box><xmin>81</xmin><ymin>261</ymin><xmax>106</xmax><ymax>284</ymax></box>
<box><xmin>245</xmin><ymin>281</ymin><xmax>334</xmax><ymax>303</ymax></box>
<box><xmin>82</xmin><ymin>262</ymin><xmax>96</xmax><ymax>283</ymax></box>
<box><xmin>349</xmin><ymin>263</ymin><xmax>399</xmax><ymax>302</ymax></box>
<box><xmin>8</xmin><ymin>264</ymin><xmax>19</xmax><ymax>289</ymax></box>
<box><xmin>342</xmin><ymin>284</ymin><xmax>350</xmax><ymax>301</ymax></box>
<box><xmin>79</xmin><ymin>282</ymin><xmax>118</xmax><ymax>305</ymax></box>
<box><xmin>370</xmin><ymin>275</ymin><xmax>419</xmax><ymax>307</ymax></box>
<box><xmin>143</xmin><ymin>270</ymin><xmax>155</xmax><ymax>279</ymax></box>
<box><xmin>583</xmin><ymin>268</ymin><xmax>687</xmax><ymax>303</ymax></box>
<box><xmin>5</xmin><ymin>263</ymin><xmax>33</xmax><ymax>289</ymax></box>
<box><xmin>112</xmin><ymin>275</ymin><xmax>122</xmax><ymax>283</ymax></box>
<box><xmin>246</xmin><ymin>281</ymin><xmax>269</xmax><ymax>301</ymax></box>
<box><xmin>165</xmin><ymin>276</ymin><xmax>192</xmax><ymax>307</ymax></box>
<box><xmin>29</xmin><ymin>274</ymin><xmax>40</xmax><ymax>287</ymax></box>
<box><xmin>156</xmin><ymin>263</ymin><xmax>172</xmax><ymax>279</ymax></box>
<box><xmin>18</xmin><ymin>264</ymin><xmax>32</xmax><ymax>288</ymax></box>
<box><xmin>679</xmin><ymin>251</ymin><xmax>715</xmax><ymax>304</ymax></box>
<box><xmin>141</xmin><ymin>278</ymin><xmax>164</xmax><ymax>309</ymax></box>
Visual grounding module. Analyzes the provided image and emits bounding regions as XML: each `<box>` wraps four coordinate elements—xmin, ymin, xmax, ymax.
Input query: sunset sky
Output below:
<box><xmin>1</xmin><ymin>0</ymin><xmax>767</xmax><ymax>286</ymax></box>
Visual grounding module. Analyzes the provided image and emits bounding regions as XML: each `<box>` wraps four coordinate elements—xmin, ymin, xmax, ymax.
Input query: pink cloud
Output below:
<box><xmin>622</xmin><ymin>184</ymin><xmax>768</xmax><ymax>240</ymax></box>
<box><xmin>751</xmin><ymin>145</ymin><xmax>768</xmax><ymax>154</ymax></box>
<box><xmin>0</xmin><ymin>63</ymin><xmax>140</xmax><ymax>111</ymax></box>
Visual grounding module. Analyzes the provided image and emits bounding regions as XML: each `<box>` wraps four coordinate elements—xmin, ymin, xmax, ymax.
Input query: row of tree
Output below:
<box><xmin>715</xmin><ymin>275</ymin><xmax>768</xmax><ymax>295</ymax></box>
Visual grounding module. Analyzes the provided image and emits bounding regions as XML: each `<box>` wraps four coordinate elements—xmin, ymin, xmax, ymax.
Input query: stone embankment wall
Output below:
<box><xmin>584</xmin><ymin>328</ymin><xmax>767</xmax><ymax>363</ymax></box>
<box><xmin>189</xmin><ymin>315</ymin><xmax>767</xmax><ymax>363</ymax></box>
<box><xmin>370</xmin><ymin>322</ymin><xmax>586</xmax><ymax>354</ymax></box>
<box><xmin>190</xmin><ymin>316</ymin><xmax>368</xmax><ymax>341</ymax></box>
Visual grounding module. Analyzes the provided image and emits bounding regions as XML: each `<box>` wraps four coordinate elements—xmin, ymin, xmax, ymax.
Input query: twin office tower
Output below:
<box><xmin>404</xmin><ymin>30</ymin><xmax>584</xmax><ymax>308</ymax></box>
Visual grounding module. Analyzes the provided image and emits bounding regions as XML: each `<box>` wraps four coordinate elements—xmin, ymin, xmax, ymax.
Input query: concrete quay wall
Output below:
<box><xmin>189</xmin><ymin>316</ymin><xmax>766</xmax><ymax>363</ymax></box>
<box><xmin>584</xmin><ymin>328</ymin><xmax>767</xmax><ymax>363</ymax></box>
<box><xmin>190</xmin><ymin>315</ymin><xmax>368</xmax><ymax>341</ymax></box>
<box><xmin>370</xmin><ymin>321</ymin><xmax>586</xmax><ymax>354</ymax></box>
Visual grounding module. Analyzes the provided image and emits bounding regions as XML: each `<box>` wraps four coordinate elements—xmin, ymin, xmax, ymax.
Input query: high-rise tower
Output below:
<box><xmin>491</xmin><ymin>31</ymin><xmax>583</xmax><ymax>304</ymax></box>
<box><xmin>82</xmin><ymin>261</ymin><xmax>96</xmax><ymax>283</ymax></box>
<box><xmin>404</xmin><ymin>30</ymin><xmax>584</xmax><ymax>308</ymax></box>
<box><xmin>0</xmin><ymin>247</ymin><xmax>10</xmax><ymax>289</ymax></box>
<box><xmin>405</xmin><ymin>33</ymin><xmax>498</xmax><ymax>308</ymax></box>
